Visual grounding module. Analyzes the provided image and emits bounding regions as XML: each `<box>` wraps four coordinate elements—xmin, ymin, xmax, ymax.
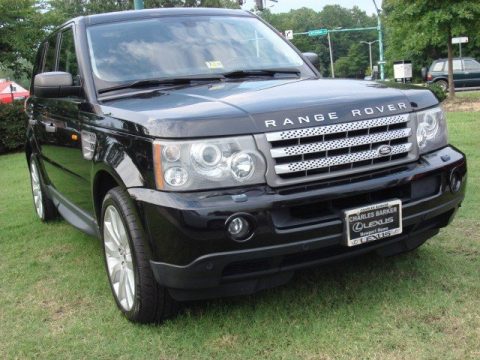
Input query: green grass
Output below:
<box><xmin>1</xmin><ymin>113</ymin><xmax>479</xmax><ymax>359</ymax></box>
<box><xmin>455</xmin><ymin>90</ymin><xmax>480</xmax><ymax>101</ymax></box>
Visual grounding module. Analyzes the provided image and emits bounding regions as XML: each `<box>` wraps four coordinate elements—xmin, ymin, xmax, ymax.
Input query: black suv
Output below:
<box><xmin>26</xmin><ymin>8</ymin><xmax>467</xmax><ymax>323</ymax></box>
<box><xmin>426</xmin><ymin>57</ymin><xmax>480</xmax><ymax>91</ymax></box>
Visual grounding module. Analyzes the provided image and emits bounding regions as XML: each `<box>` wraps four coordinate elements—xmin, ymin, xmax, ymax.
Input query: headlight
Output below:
<box><xmin>153</xmin><ymin>136</ymin><xmax>266</xmax><ymax>191</ymax></box>
<box><xmin>416</xmin><ymin>107</ymin><xmax>448</xmax><ymax>154</ymax></box>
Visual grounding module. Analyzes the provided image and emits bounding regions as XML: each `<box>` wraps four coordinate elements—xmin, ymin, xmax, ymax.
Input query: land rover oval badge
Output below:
<box><xmin>378</xmin><ymin>145</ymin><xmax>393</xmax><ymax>156</ymax></box>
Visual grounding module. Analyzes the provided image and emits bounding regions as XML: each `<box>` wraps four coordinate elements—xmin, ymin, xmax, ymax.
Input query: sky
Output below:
<box><xmin>241</xmin><ymin>0</ymin><xmax>383</xmax><ymax>16</ymax></box>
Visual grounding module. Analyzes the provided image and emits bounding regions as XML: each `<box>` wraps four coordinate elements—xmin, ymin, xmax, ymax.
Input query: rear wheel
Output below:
<box><xmin>436</xmin><ymin>79</ymin><xmax>448</xmax><ymax>92</ymax></box>
<box><xmin>29</xmin><ymin>155</ymin><xmax>57</xmax><ymax>221</ymax></box>
<box><xmin>101</xmin><ymin>187</ymin><xmax>178</xmax><ymax>323</ymax></box>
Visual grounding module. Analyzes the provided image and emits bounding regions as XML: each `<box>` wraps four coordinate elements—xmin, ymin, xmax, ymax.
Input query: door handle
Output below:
<box><xmin>45</xmin><ymin>123</ymin><xmax>56</xmax><ymax>133</ymax></box>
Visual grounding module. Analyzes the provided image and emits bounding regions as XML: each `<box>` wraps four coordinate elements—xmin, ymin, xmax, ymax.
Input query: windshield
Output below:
<box><xmin>86</xmin><ymin>15</ymin><xmax>310</xmax><ymax>88</ymax></box>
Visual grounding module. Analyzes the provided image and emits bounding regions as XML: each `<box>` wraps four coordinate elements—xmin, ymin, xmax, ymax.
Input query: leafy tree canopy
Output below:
<box><xmin>0</xmin><ymin>0</ymin><xmax>45</xmax><ymax>78</ymax></box>
<box><xmin>262</xmin><ymin>5</ymin><xmax>377</xmax><ymax>77</ymax></box>
<box><xmin>384</xmin><ymin>0</ymin><xmax>480</xmax><ymax>95</ymax></box>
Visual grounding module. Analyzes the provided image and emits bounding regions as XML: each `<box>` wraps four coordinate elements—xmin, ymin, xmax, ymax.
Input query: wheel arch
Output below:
<box><xmin>434</xmin><ymin>77</ymin><xmax>448</xmax><ymax>83</ymax></box>
<box><xmin>92</xmin><ymin>167</ymin><xmax>124</xmax><ymax>223</ymax></box>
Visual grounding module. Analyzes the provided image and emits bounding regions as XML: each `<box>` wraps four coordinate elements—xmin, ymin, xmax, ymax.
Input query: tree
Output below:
<box><xmin>261</xmin><ymin>6</ymin><xmax>377</xmax><ymax>77</ymax></box>
<box><xmin>0</xmin><ymin>0</ymin><xmax>45</xmax><ymax>78</ymax></box>
<box><xmin>384</xmin><ymin>0</ymin><xmax>480</xmax><ymax>97</ymax></box>
<box><xmin>144</xmin><ymin>0</ymin><xmax>240</xmax><ymax>9</ymax></box>
<box><xmin>335</xmin><ymin>43</ymin><xmax>369</xmax><ymax>79</ymax></box>
<box><xmin>46</xmin><ymin>0</ymin><xmax>240</xmax><ymax>26</ymax></box>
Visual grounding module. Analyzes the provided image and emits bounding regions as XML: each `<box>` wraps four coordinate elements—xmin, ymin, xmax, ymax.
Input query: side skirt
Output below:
<box><xmin>47</xmin><ymin>185</ymin><xmax>100</xmax><ymax>238</ymax></box>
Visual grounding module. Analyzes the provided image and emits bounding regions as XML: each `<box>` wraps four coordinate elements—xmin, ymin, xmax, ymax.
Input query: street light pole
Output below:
<box><xmin>360</xmin><ymin>40</ymin><xmax>379</xmax><ymax>75</ymax></box>
<box><xmin>327</xmin><ymin>32</ymin><xmax>335</xmax><ymax>78</ymax></box>
<box><xmin>372</xmin><ymin>0</ymin><xmax>385</xmax><ymax>80</ymax></box>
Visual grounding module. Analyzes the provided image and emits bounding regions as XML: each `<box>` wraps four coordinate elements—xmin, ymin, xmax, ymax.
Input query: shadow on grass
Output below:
<box><xmin>171</xmin><ymin>247</ymin><xmax>434</xmax><ymax>324</ymax></box>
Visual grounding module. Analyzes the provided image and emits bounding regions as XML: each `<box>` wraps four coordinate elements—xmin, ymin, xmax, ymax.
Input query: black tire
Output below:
<box><xmin>436</xmin><ymin>79</ymin><xmax>448</xmax><ymax>92</ymax></box>
<box><xmin>100</xmin><ymin>187</ymin><xmax>178</xmax><ymax>323</ymax></box>
<box><xmin>29</xmin><ymin>154</ymin><xmax>58</xmax><ymax>221</ymax></box>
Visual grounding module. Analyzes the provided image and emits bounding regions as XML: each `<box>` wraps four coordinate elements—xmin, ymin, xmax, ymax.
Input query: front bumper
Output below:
<box><xmin>129</xmin><ymin>146</ymin><xmax>466</xmax><ymax>300</ymax></box>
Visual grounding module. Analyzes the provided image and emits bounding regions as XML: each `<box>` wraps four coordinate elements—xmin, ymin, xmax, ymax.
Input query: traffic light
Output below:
<box><xmin>255</xmin><ymin>0</ymin><xmax>264</xmax><ymax>10</ymax></box>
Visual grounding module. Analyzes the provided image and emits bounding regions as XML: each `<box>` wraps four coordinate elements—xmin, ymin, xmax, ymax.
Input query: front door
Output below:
<box><xmin>452</xmin><ymin>59</ymin><xmax>466</xmax><ymax>88</ymax></box>
<box><xmin>34</xmin><ymin>27</ymin><xmax>94</xmax><ymax>215</ymax></box>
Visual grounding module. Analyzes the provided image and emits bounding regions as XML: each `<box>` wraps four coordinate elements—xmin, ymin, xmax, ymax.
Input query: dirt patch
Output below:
<box><xmin>442</xmin><ymin>97</ymin><xmax>480</xmax><ymax>112</ymax></box>
<box><xmin>209</xmin><ymin>334</ymin><xmax>239</xmax><ymax>349</ymax></box>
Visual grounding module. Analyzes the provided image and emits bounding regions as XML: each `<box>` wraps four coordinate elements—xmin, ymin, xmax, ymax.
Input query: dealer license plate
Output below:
<box><xmin>344</xmin><ymin>200</ymin><xmax>402</xmax><ymax>247</ymax></box>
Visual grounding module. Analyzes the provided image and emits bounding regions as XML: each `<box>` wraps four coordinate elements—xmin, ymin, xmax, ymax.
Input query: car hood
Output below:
<box><xmin>99</xmin><ymin>78</ymin><xmax>438</xmax><ymax>138</ymax></box>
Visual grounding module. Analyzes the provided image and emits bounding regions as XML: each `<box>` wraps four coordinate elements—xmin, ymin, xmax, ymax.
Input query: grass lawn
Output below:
<box><xmin>455</xmin><ymin>90</ymin><xmax>480</xmax><ymax>101</ymax></box>
<box><xmin>0</xmin><ymin>112</ymin><xmax>479</xmax><ymax>359</ymax></box>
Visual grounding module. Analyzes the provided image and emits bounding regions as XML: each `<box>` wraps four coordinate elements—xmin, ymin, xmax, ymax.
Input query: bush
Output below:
<box><xmin>0</xmin><ymin>102</ymin><xmax>27</xmax><ymax>154</ymax></box>
<box><xmin>427</xmin><ymin>83</ymin><xmax>447</xmax><ymax>103</ymax></box>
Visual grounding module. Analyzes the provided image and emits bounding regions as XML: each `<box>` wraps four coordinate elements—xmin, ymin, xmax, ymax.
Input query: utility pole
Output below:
<box><xmin>360</xmin><ymin>40</ymin><xmax>379</xmax><ymax>75</ymax></box>
<box><xmin>372</xmin><ymin>0</ymin><xmax>385</xmax><ymax>80</ymax></box>
<box><xmin>327</xmin><ymin>32</ymin><xmax>335</xmax><ymax>78</ymax></box>
<box><xmin>134</xmin><ymin>0</ymin><xmax>144</xmax><ymax>10</ymax></box>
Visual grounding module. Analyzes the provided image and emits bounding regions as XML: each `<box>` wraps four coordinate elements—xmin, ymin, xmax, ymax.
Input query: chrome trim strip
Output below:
<box><xmin>270</xmin><ymin>128</ymin><xmax>412</xmax><ymax>158</ymax></box>
<box><xmin>266</xmin><ymin>114</ymin><xmax>410</xmax><ymax>142</ymax></box>
<box><xmin>274</xmin><ymin>143</ymin><xmax>412</xmax><ymax>174</ymax></box>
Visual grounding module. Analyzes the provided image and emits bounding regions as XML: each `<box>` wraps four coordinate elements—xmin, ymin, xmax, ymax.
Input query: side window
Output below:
<box><xmin>43</xmin><ymin>35</ymin><xmax>58</xmax><ymax>72</ymax></box>
<box><xmin>453</xmin><ymin>60</ymin><xmax>463</xmax><ymax>72</ymax></box>
<box><xmin>432</xmin><ymin>62</ymin><xmax>444</xmax><ymax>72</ymax></box>
<box><xmin>464</xmin><ymin>60</ymin><xmax>480</xmax><ymax>71</ymax></box>
<box><xmin>58</xmin><ymin>28</ymin><xmax>80</xmax><ymax>85</ymax></box>
<box><xmin>31</xmin><ymin>43</ymin><xmax>46</xmax><ymax>90</ymax></box>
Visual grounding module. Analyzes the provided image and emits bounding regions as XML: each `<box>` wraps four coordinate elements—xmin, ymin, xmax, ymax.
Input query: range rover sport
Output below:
<box><xmin>25</xmin><ymin>8</ymin><xmax>467</xmax><ymax>323</ymax></box>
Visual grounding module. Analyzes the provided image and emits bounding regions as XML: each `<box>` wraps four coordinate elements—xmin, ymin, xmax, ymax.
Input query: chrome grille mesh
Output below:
<box><xmin>265</xmin><ymin>114</ymin><xmax>415</xmax><ymax>181</ymax></box>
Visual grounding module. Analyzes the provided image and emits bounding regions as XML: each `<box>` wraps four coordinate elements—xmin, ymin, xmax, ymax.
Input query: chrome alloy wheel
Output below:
<box><xmin>30</xmin><ymin>161</ymin><xmax>44</xmax><ymax>219</ymax></box>
<box><xmin>103</xmin><ymin>205</ymin><xmax>135</xmax><ymax>311</ymax></box>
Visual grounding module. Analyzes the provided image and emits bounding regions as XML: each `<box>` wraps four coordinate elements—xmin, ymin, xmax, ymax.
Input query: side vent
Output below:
<box><xmin>81</xmin><ymin>130</ymin><xmax>97</xmax><ymax>160</ymax></box>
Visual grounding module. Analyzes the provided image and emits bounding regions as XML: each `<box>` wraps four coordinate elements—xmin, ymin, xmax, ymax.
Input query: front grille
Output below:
<box><xmin>264</xmin><ymin>114</ymin><xmax>416</xmax><ymax>182</ymax></box>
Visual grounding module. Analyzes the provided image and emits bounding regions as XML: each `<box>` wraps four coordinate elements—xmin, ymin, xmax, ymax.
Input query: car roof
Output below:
<box><xmin>434</xmin><ymin>57</ymin><xmax>476</xmax><ymax>62</ymax></box>
<box><xmin>67</xmin><ymin>7</ymin><xmax>252</xmax><ymax>27</ymax></box>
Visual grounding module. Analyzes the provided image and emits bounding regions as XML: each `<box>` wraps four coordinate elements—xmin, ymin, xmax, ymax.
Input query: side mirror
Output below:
<box><xmin>34</xmin><ymin>72</ymin><xmax>81</xmax><ymax>98</ymax></box>
<box><xmin>303</xmin><ymin>52</ymin><xmax>319</xmax><ymax>68</ymax></box>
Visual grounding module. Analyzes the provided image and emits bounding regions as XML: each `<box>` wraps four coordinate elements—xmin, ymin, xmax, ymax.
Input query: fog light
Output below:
<box><xmin>226</xmin><ymin>215</ymin><xmax>253</xmax><ymax>242</ymax></box>
<box><xmin>449</xmin><ymin>169</ymin><xmax>463</xmax><ymax>193</ymax></box>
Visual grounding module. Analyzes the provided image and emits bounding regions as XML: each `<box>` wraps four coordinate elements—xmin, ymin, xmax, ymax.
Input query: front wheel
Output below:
<box><xmin>101</xmin><ymin>187</ymin><xmax>178</xmax><ymax>323</ymax></box>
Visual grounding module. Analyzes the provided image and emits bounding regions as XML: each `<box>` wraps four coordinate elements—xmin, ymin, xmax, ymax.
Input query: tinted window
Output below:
<box><xmin>43</xmin><ymin>36</ymin><xmax>58</xmax><ymax>72</ymax></box>
<box><xmin>87</xmin><ymin>16</ymin><xmax>308</xmax><ymax>85</ymax></box>
<box><xmin>453</xmin><ymin>60</ymin><xmax>462</xmax><ymax>71</ymax></box>
<box><xmin>58</xmin><ymin>28</ymin><xmax>80</xmax><ymax>85</ymax></box>
<box><xmin>464</xmin><ymin>60</ymin><xmax>480</xmax><ymax>71</ymax></box>
<box><xmin>432</xmin><ymin>62</ymin><xmax>444</xmax><ymax>72</ymax></box>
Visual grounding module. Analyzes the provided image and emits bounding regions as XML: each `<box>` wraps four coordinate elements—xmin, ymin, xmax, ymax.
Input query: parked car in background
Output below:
<box><xmin>425</xmin><ymin>57</ymin><xmax>480</xmax><ymax>91</ymax></box>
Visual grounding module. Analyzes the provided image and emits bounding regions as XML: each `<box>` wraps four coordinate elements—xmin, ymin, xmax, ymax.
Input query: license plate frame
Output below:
<box><xmin>343</xmin><ymin>199</ymin><xmax>403</xmax><ymax>247</ymax></box>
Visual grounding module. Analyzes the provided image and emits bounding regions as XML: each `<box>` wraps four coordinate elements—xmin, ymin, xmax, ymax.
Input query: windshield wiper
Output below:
<box><xmin>98</xmin><ymin>75</ymin><xmax>225</xmax><ymax>94</ymax></box>
<box><xmin>222</xmin><ymin>69</ymin><xmax>301</xmax><ymax>79</ymax></box>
